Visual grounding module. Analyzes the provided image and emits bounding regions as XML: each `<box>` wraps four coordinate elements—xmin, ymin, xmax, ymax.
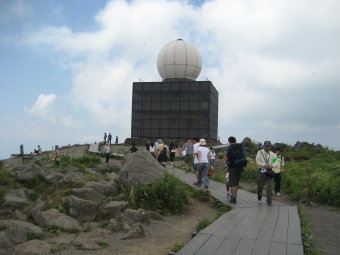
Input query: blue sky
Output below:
<box><xmin>1</xmin><ymin>0</ymin><xmax>340</xmax><ymax>159</ymax></box>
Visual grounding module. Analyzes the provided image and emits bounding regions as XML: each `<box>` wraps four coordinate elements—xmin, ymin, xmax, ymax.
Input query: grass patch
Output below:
<box><xmin>97</xmin><ymin>241</ymin><xmax>109</xmax><ymax>248</ymax></box>
<box><xmin>196</xmin><ymin>218</ymin><xmax>212</xmax><ymax>232</ymax></box>
<box><xmin>170</xmin><ymin>243</ymin><xmax>184</xmax><ymax>252</ymax></box>
<box><xmin>298</xmin><ymin>205</ymin><xmax>320</xmax><ymax>255</ymax></box>
<box><xmin>125</xmin><ymin>172</ymin><xmax>189</xmax><ymax>215</ymax></box>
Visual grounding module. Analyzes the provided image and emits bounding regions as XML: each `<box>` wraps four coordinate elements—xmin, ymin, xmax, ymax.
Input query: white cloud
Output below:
<box><xmin>28</xmin><ymin>93</ymin><xmax>56</xmax><ymax>116</ymax></box>
<box><xmin>23</xmin><ymin>0</ymin><xmax>340</xmax><ymax>148</ymax></box>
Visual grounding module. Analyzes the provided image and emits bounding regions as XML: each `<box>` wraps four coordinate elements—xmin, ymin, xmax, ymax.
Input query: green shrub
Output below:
<box><xmin>0</xmin><ymin>160</ymin><xmax>4</xmax><ymax>170</ymax></box>
<box><xmin>127</xmin><ymin>173</ymin><xmax>189</xmax><ymax>214</ymax></box>
<box><xmin>196</xmin><ymin>218</ymin><xmax>212</xmax><ymax>232</ymax></box>
<box><xmin>0</xmin><ymin>169</ymin><xmax>16</xmax><ymax>186</ymax></box>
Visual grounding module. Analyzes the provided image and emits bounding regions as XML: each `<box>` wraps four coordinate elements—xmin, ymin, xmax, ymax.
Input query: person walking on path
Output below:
<box><xmin>107</xmin><ymin>133</ymin><xmax>112</xmax><ymax>144</ymax></box>
<box><xmin>182</xmin><ymin>139</ymin><xmax>194</xmax><ymax>173</ymax></box>
<box><xmin>169</xmin><ymin>142</ymin><xmax>177</xmax><ymax>168</ymax></box>
<box><xmin>130</xmin><ymin>143</ymin><xmax>138</xmax><ymax>153</ymax></box>
<box><xmin>273</xmin><ymin>147</ymin><xmax>285</xmax><ymax>196</ymax></box>
<box><xmin>197</xmin><ymin>139</ymin><xmax>210</xmax><ymax>189</ymax></box>
<box><xmin>256</xmin><ymin>141</ymin><xmax>276</xmax><ymax>206</ymax></box>
<box><xmin>192</xmin><ymin>137</ymin><xmax>201</xmax><ymax>185</ymax></box>
<box><xmin>209</xmin><ymin>147</ymin><xmax>216</xmax><ymax>166</ymax></box>
<box><xmin>104</xmin><ymin>143</ymin><xmax>111</xmax><ymax>163</ymax></box>
<box><xmin>54</xmin><ymin>146</ymin><xmax>61</xmax><ymax>166</ymax></box>
<box><xmin>224</xmin><ymin>136</ymin><xmax>246</xmax><ymax>203</ymax></box>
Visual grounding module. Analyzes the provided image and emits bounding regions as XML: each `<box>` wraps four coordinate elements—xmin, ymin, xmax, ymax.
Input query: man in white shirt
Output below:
<box><xmin>256</xmin><ymin>141</ymin><xmax>276</xmax><ymax>206</ymax></box>
<box><xmin>192</xmin><ymin>137</ymin><xmax>200</xmax><ymax>185</ymax></box>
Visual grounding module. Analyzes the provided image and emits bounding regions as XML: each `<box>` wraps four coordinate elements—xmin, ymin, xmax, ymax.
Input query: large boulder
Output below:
<box><xmin>241</xmin><ymin>137</ymin><xmax>252</xmax><ymax>148</ymax></box>
<box><xmin>101</xmin><ymin>201</ymin><xmax>129</xmax><ymax>218</ymax></box>
<box><xmin>70</xmin><ymin>188</ymin><xmax>105</xmax><ymax>201</ymax></box>
<box><xmin>120</xmin><ymin>150</ymin><xmax>165</xmax><ymax>186</ymax></box>
<box><xmin>83</xmin><ymin>181</ymin><xmax>118</xmax><ymax>196</ymax></box>
<box><xmin>0</xmin><ymin>220</ymin><xmax>42</xmax><ymax>248</ymax></box>
<box><xmin>2</xmin><ymin>189</ymin><xmax>28</xmax><ymax>209</ymax></box>
<box><xmin>65</xmin><ymin>196</ymin><xmax>99</xmax><ymax>222</ymax></box>
<box><xmin>33</xmin><ymin>208</ymin><xmax>82</xmax><ymax>231</ymax></box>
<box><xmin>13</xmin><ymin>240</ymin><xmax>51</xmax><ymax>255</ymax></box>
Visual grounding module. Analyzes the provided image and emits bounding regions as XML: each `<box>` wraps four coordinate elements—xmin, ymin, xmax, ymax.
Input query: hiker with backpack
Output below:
<box><xmin>256</xmin><ymin>141</ymin><xmax>276</xmax><ymax>206</ymax></box>
<box><xmin>224</xmin><ymin>136</ymin><xmax>247</xmax><ymax>203</ymax></box>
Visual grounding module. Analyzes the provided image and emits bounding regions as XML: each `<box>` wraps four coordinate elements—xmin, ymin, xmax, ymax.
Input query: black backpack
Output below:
<box><xmin>229</xmin><ymin>144</ymin><xmax>248</xmax><ymax>168</ymax></box>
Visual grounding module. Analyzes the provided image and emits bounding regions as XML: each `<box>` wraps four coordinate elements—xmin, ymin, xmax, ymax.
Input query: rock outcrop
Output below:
<box><xmin>120</xmin><ymin>150</ymin><xmax>165</xmax><ymax>186</ymax></box>
<box><xmin>3</xmin><ymin>189</ymin><xmax>28</xmax><ymax>209</ymax></box>
<box><xmin>65</xmin><ymin>196</ymin><xmax>99</xmax><ymax>222</ymax></box>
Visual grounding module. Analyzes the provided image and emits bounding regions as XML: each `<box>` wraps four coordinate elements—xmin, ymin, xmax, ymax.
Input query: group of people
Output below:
<box><xmin>144</xmin><ymin>140</ymin><xmax>178</xmax><ymax>168</ymax></box>
<box><xmin>224</xmin><ymin>137</ymin><xmax>284</xmax><ymax>206</ymax></box>
<box><xmin>104</xmin><ymin>133</ymin><xmax>118</xmax><ymax>145</ymax></box>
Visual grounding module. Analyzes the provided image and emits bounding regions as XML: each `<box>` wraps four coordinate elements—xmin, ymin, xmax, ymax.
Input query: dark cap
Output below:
<box><xmin>263</xmin><ymin>141</ymin><xmax>271</xmax><ymax>146</ymax></box>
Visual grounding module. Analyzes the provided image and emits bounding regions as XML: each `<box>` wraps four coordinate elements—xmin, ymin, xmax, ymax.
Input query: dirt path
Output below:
<box><xmin>110</xmin><ymin>199</ymin><xmax>217</xmax><ymax>255</ymax></box>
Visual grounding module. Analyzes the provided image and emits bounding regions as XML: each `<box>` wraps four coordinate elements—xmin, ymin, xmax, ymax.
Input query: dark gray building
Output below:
<box><xmin>131</xmin><ymin>80</ymin><xmax>218</xmax><ymax>140</ymax></box>
<box><xmin>131</xmin><ymin>39</ymin><xmax>219</xmax><ymax>140</ymax></box>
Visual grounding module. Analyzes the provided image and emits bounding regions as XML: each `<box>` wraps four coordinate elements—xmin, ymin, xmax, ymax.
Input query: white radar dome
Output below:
<box><xmin>157</xmin><ymin>39</ymin><xmax>202</xmax><ymax>81</ymax></box>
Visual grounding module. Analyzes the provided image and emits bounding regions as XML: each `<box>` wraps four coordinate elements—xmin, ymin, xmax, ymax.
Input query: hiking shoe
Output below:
<box><xmin>204</xmin><ymin>186</ymin><xmax>208</xmax><ymax>189</ymax></box>
<box><xmin>267</xmin><ymin>202</ymin><xmax>273</xmax><ymax>206</ymax></box>
<box><xmin>276</xmin><ymin>192</ymin><xmax>281</xmax><ymax>196</ymax></box>
<box><xmin>258</xmin><ymin>194</ymin><xmax>262</xmax><ymax>201</ymax></box>
<box><xmin>193</xmin><ymin>182</ymin><xmax>198</xmax><ymax>185</ymax></box>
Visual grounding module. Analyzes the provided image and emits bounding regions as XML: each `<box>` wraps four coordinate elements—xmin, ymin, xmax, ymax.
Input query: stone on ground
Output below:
<box><xmin>73</xmin><ymin>228</ymin><xmax>111</xmax><ymax>250</ymax></box>
<box><xmin>119</xmin><ymin>208</ymin><xmax>162</xmax><ymax>225</ymax></box>
<box><xmin>83</xmin><ymin>181</ymin><xmax>118</xmax><ymax>196</ymax></box>
<box><xmin>3</xmin><ymin>189</ymin><xmax>28</xmax><ymax>209</ymax></box>
<box><xmin>121</xmin><ymin>223</ymin><xmax>145</xmax><ymax>240</ymax></box>
<box><xmin>13</xmin><ymin>240</ymin><xmax>51</xmax><ymax>255</ymax></box>
<box><xmin>102</xmin><ymin>201</ymin><xmax>129</xmax><ymax>218</ymax></box>
<box><xmin>65</xmin><ymin>195</ymin><xmax>99</xmax><ymax>222</ymax></box>
<box><xmin>70</xmin><ymin>188</ymin><xmax>105</xmax><ymax>201</ymax></box>
<box><xmin>32</xmin><ymin>208</ymin><xmax>83</xmax><ymax>231</ymax></box>
<box><xmin>0</xmin><ymin>220</ymin><xmax>42</xmax><ymax>248</ymax></box>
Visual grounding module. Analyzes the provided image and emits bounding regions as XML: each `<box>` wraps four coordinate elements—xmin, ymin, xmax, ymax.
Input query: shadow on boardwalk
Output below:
<box><xmin>168</xmin><ymin>168</ymin><xmax>303</xmax><ymax>255</ymax></box>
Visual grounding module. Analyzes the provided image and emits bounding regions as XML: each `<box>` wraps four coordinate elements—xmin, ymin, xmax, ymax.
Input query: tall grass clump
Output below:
<box><xmin>57</xmin><ymin>154</ymin><xmax>101</xmax><ymax>172</ymax></box>
<box><xmin>126</xmin><ymin>172</ymin><xmax>189</xmax><ymax>214</ymax></box>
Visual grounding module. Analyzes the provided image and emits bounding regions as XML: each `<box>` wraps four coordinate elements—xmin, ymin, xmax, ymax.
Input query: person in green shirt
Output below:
<box><xmin>273</xmin><ymin>148</ymin><xmax>285</xmax><ymax>196</ymax></box>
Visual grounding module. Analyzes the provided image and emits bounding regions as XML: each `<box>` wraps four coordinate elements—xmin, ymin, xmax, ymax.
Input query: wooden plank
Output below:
<box><xmin>257</xmin><ymin>206</ymin><xmax>279</xmax><ymax>241</ymax></box>
<box><xmin>251</xmin><ymin>239</ymin><xmax>271</xmax><ymax>255</ymax></box>
<box><xmin>214</xmin><ymin>236</ymin><xmax>241</xmax><ymax>255</ymax></box>
<box><xmin>272</xmin><ymin>206</ymin><xmax>288</xmax><ymax>243</ymax></box>
<box><xmin>269</xmin><ymin>241</ymin><xmax>286</xmax><ymax>255</ymax></box>
<box><xmin>176</xmin><ymin>233</ymin><xmax>210</xmax><ymax>255</ymax></box>
<box><xmin>233</xmin><ymin>238</ymin><xmax>256</xmax><ymax>255</ymax></box>
<box><xmin>195</xmin><ymin>235</ymin><xmax>225</xmax><ymax>255</ymax></box>
<box><xmin>287</xmin><ymin>243</ymin><xmax>304</xmax><ymax>255</ymax></box>
<box><xmin>287</xmin><ymin>206</ymin><xmax>302</xmax><ymax>245</ymax></box>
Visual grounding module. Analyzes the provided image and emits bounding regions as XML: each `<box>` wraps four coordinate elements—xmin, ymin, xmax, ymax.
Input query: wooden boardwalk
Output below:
<box><xmin>168</xmin><ymin>168</ymin><xmax>303</xmax><ymax>255</ymax></box>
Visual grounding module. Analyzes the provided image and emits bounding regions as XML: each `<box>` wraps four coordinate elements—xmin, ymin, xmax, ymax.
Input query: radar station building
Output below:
<box><xmin>131</xmin><ymin>39</ymin><xmax>218</xmax><ymax>140</ymax></box>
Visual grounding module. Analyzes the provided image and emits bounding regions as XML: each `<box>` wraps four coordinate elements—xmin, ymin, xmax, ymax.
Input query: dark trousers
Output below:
<box><xmin>257</xmin><ymin>170</ymin><xmax>273</xmax><ymax>204</ymax></box>
<box><xmin>105</xmin><ymin>153</ymin><xmax>110</xmax><ymax>163</ymax></box>
<box><xmin>274</xmin><ymin>173</ymin><xmax>281</xmax><ymax>193</ymax></box>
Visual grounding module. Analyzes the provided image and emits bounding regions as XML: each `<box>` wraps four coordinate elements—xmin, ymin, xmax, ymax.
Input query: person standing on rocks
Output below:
<box><xmin>157</xmin><ymin>140</ymin><xmax>167</xmax><ymax>167</ymax></box>
<box><xmin>55</xmin><ymin>146</ymin><xmax>61</xmax><ymax>166</ymax></box>
<box><xmin>115</xmin><ymin>136</ymin><xmax>118</xmax><ymax>144</ymax></box>
<box><xmin>104</xmin><ymin>143</ymin><xmax>111</xmax><ymax>163</ymax></box>
<box><xmin>130</xmin><ymin>143</ymin><xmax>138</xmax><ymax>153</ymax></box>
<box><xmin>104</xmin><ymin>133</ymin><xmax>107</xmax><ymax>143</ymax></box>
<box><xmin>197</xmin><ymin>139</ymin><xmax>210</xmax><ymax>189</ymax></box>
<box><xmin>256</xmin><ymin>141</ymin><xmax>276</xmax><ymax>206</ymax></box>
<box><xmin>273</xmin><ymin>147</ymin><xmax>285</xmax><ymax>196</ymax></box>
<box><xmin>224</xmin><ymin>136</ymin><xmax>245</xmax><ymax>203</ymax></box>
<box><xmin>107</xmin><ymin>133</ymin><xmax>112</xmax><ymax>144</ymax></box>
<box><xmin>182</xmin><ymin>139</ymin><xmax>194</xmax><ymax>173</ymax></box>
<box><xmin>149</xmin><ymin>142</ymin><xmax>156</xmax><ymax>158</ymax></box>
